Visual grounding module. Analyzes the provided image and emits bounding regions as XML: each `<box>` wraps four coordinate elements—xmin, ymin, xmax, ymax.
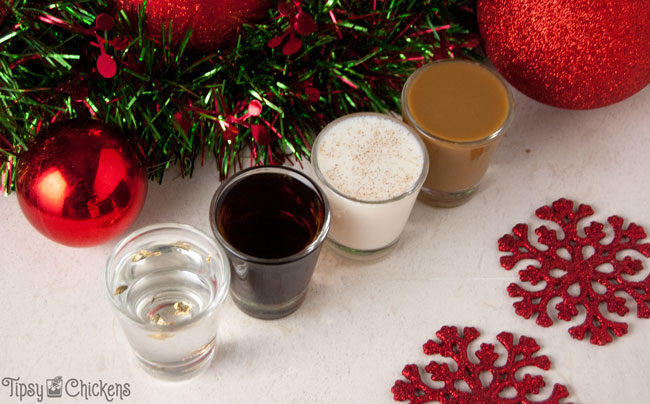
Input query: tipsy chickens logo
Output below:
<box><xmin>1</xmin><ymin>376</ymin><xmax>131</xmax><ymax>402</ymax></box>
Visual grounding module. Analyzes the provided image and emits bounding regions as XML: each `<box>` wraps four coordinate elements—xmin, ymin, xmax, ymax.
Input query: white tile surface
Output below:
<box><xmin>1</xmin><ymin>84</ymin><xmax>649</xmax><ymax>403</ymax></box>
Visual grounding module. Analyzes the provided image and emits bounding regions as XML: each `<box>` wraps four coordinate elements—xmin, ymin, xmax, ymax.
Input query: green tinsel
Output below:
<box><xmin>0</xmin><ymin>0</ymin><xmax>479</xmax><ymax>194</ymax></box>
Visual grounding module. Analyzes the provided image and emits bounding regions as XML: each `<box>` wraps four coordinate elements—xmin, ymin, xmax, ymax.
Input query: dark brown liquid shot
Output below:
<box><xmin>213</xmin><ymin>170</ymin><xmax>328</xmax><ymax>317</ymax></box>
<box><xmin>217</xmin><ymin>172</ymin><xmax>325</xmax><ymax>258</ymax></box>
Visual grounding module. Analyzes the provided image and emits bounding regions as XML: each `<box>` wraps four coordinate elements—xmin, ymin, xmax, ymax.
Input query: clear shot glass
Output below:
<box><xmin>210</xmin><ymin>166</ymin><xmax>330</xmax><ymax>320</ymax></box>
<box><xmin>310</xmin><ymin>112</ymin><xmax>429</xmax><ymax>259</ymax></box>
<box><xmin>105</xmin><ymin>223</ymin><xmax>230</xmax><ymax>379</ymax></box>
<box><xmin>402</xmin><ymin>59</ymin><xmax>514</xmax><ymax>207</ymax></box>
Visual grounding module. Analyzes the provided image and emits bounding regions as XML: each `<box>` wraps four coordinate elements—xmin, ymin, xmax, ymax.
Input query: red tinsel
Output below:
<box><xmin>1</xmin><ymin>0</ymin><xmax>479</xmax><ymax>190</ymax></box>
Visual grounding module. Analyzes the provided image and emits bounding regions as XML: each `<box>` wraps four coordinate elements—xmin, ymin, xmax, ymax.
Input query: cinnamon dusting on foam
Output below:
<box><xmin>316</xmin><ymin>115</ymin><xmax>423</xmax><ymax>202</ymax></box>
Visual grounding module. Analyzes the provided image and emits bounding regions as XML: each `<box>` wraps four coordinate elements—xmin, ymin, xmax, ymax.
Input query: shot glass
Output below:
<box><xmin>210</xmin><ymin>166</ymin><xmax>330</xmax><ymax>320</ymax></box>
<box><xmin>402</xmin><ymin>59</ymin><xmax>514</xmax><ymax>207</ymax></box>
<box><xmin>105</xmin><ymin>223</ymin><xmax>230</xmax><ymax>379</ymax></box>
<box><xmin>310</xmin><ymin>112</ymin><xmax>429</xmax><ymax>258</ymax></box>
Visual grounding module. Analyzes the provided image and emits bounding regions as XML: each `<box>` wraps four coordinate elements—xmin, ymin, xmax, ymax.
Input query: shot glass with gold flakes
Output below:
<box><xmin>106</xmin><ymin>223</ymin><xmax>230</xmax><ymax>379</ymax></box>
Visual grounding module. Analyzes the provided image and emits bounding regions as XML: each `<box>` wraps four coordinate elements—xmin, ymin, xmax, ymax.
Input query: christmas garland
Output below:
<box><xmin>0</xmin><ymin>0</ymin><xmax>479</xmax><ymax>194</ymax></box>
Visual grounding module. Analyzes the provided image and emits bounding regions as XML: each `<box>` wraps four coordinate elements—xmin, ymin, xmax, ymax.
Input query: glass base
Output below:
<box><xmin>326</xmin><ymin>238</ymin><xmax>398</xmax><ymax>261</ymax></box>
<box><xmin>230</xmin><ymin>288</ymin><xmax>308</xmax><ymax>320</ymax></box>
<box><xmin>418</xmin><ymin>184</ymin><xmax>479</xmax><ymax>208</ymax></box>
<box><xmin>134</xmin><ymin>336</ymin><xmax>216</xmax><ymax>380</ymax></box>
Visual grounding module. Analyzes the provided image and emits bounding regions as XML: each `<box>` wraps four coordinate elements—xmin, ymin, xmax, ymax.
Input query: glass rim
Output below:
<box><xmin>401</xmin><ymin>58</ymin><xmax>515</xmax><ymax>146</ymax></box>
<box><xmin>105</xmin><ymin>222</ymin><xmax>231</xmax><ymax>330</ymax></box>
<box><xmin>310</xmin><ymin>111</ymin><xmax>430</xmax><ymax>205</ymax></box>
<box><xmin>209</xmin><ymin>165</ymin><xmax>331</xmax><ymax>265</ymax></box>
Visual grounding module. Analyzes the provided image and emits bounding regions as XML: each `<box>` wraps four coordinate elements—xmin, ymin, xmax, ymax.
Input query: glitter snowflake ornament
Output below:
<box><xmin>392</xmin><ymin>326</ymin><xmax>570</xmax><ymax>403</ymax></box>
<box><xmin>499</xmin><ymin>198</ymin><xmax>650</xmax><ymax>345</ymax></box>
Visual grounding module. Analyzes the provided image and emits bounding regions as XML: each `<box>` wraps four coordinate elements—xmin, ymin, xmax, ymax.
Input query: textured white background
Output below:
<box><xmin>0</xmin><ymin>84</ymin><xmax>649</xmax><ymax>403</ymax></box>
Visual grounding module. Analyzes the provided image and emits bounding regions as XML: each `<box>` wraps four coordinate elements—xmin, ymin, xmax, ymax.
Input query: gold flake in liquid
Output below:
<box><xmin>132</xmin><ymin>249</ymin><xmax>162</xmax><ymax>262</ymax></box>
<box><xmin>149</xmin><ymin>333</ymin><xmax>173</xmax><ymax>341</ymax></box>
<box><xmin>150</xmin><ymin>313</ymin><xmax>171</xmax><ymax>326</ymax></box>
<box><xmin>172</xmin><ymin>241</ymin><xmax>191</xmax><ymax>250</ymax></box>
<box><xmin>174</xmin><ymin>301</ymin><xmax>192</xmax><ymax>316</ymax></box>
<box><xmin>113</xmin><ymin>285</ymin><xmax>128</xmax><ymax>295</ymax></box>
<box><xmin>206</xmin><ymin>255</ymin><xmax>212</xmax><ymax>263</ymax></box>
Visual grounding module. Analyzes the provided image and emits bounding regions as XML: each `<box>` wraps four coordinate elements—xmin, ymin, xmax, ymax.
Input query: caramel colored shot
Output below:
<box><xmin>403</xmin><ymin>60</ymin><xmax>511</xmax><ymax>199</ymax></box>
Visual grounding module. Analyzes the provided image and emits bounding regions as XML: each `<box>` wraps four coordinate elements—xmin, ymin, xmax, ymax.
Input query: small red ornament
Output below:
<box><xmin>16</xmin><ymin>119</ymin><xmax>147</xmax><ymax>247</ymax></box>
<box><xmin>478</xmin><ymin>0</ymin><xmax>650</xmax><ymax>109</ymax></box>
<box><xmin>499</xmin><ymin>198</ymin><xmax>650</xmax><ymax>345</ymax></box>
<box><xmin>111</xmin><ymin>0</ymin><xmax>273</xmax><ymax>51</ymax></box>
<box><xmin>392</xmin><ymin>326</ymin><xmax>569</xmax><ymax>403</ymax></box>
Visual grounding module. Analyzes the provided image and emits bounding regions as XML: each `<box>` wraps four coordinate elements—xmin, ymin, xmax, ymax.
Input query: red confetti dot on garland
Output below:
<box><xmin>251</xmin><ymin>124</ymin><xmax>269</xmax><ymax>145</ymax></box>
<box><xmin>305</xmin><ymin>87</ymin><xmax>320</xmax><ymax>103</ymax></box>
<box><xmin>267</xmin><ymin>1</ymin><xmax>316</xmax><ymax>55</ymax></box>
<box><xmin>97</xmin><ymin>53</ymin><xmax>117</xmax><ymax>78</ymax></box>
<box><xmin>295</xmin><ymin>10</ymin><xmax>317</xmax><ymax>36</ymax></box>
<box><xmin>498</xmin><ymin>198</ymin><xmax>650</xmax><ymax>345</ymax></box>
<box><xmin>95</xmin><ymin>13</ymin><xmax>114</xmax><ymax>31</ymax></box>
<box><xmin>392</xmin><ymin>326</ymin><xmax>570</xmax><ymax>403</ymax></box>
<box><xmin>248</xmin><ymin>100</ymin><xmax>263</xmax><ymax>117</ymax></box>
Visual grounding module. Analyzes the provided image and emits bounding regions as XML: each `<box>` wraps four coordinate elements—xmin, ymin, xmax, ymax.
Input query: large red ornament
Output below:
<box><xmin>392</xmin><ymin>326</ymin><xmax>569</xmax><ymax>403</ymax></box>
<box><xmin>16</xmin><ymin>119</ymin><xmax>147</xmax><ymax>247</ymax></box>
<box><xmin>499</xmin><ymin>198</ymin><xmax>650</xmax><ymax>345</ymax></box>
<box><xmin>478</xmin><ymin>0</ymin><xmax>650</xmax><ymax>109</ymax></box>
<box><xmin>111</xmin><ymin>0</ymin><xmax>273</xmax><ymax>51</ymax></box>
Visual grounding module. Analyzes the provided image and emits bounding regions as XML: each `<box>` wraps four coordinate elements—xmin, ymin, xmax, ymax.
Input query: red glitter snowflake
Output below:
<box><xmin>499</xmin><ymin>198</ymin><xmax>650</xmax><ymax>345</ymax></box>
<box><xmin>392</xmin><ymin>326</ymin><xmax>569</xmax><ymax>403</ymax></box>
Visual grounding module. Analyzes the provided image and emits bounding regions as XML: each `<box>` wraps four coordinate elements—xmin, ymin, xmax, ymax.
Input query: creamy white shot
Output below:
<box><xmin>311</xmin><ymin>113</ymin><xmax>428</xmax><ymax>253</ymax></box>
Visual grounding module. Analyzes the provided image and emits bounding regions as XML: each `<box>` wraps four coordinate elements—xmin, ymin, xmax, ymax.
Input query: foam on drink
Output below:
<box><xmin>315</xmin><ymin>114</ymin><xmax>424</xmax><ymax>201</ymax></box>
<box><xmin>311</xmin><ymin>113</ymin><xmax>428</xmax><ymax>254</ymax></box>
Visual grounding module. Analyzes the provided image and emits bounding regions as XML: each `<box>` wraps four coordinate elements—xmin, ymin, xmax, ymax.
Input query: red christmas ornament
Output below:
<box><xmin>477</xmin><ymin>0</ymin><xmax>650</xmax><ymax>109</ymax></box>
<box><xmin>499</xmin><ymin>198</ymin><xmax>650</xmax><ymax>345</ymax></box>
<box><xmin>111</xmin><ymin>0</ymin><xmax>273</xmax><ymax>51</ymax></box>
<box><xmin>16</xmin><ymin>119</ymin><xmax>147</xmax><ymax>247</ymax></box>
<box><xmin>392</xmin><ymin>326</ymin><xmax>569</xmax><ymax>403</ymax></box>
